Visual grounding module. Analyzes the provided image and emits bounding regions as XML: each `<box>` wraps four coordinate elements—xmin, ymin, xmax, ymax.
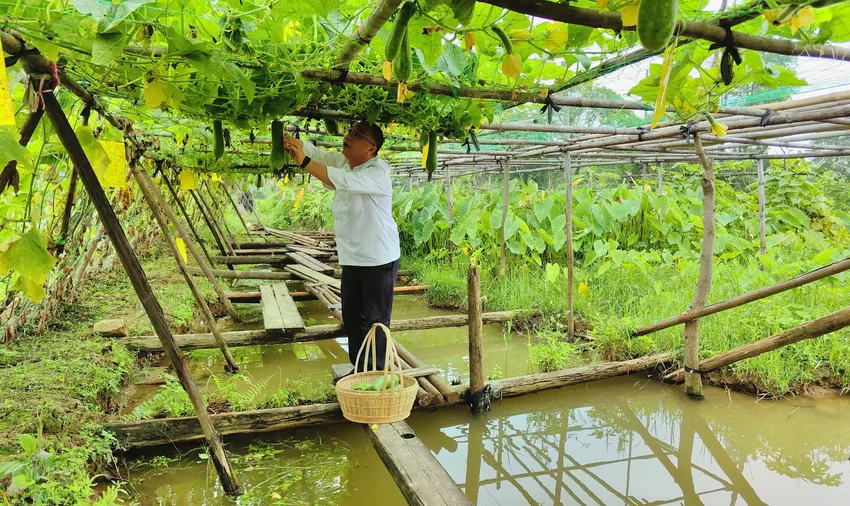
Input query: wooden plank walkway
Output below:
<box><xmin>259</xmin><ymin>283</ymin><xmax>305</xmax><ymax>336</ymax></box>
<box><xmin>330</xmin><ymin>367</ymin><xmax>472</xmax><ymax>506</ymax></box>
<box><xmin>286</xmin><ymin>251</ymin><xmax>335</xmax><ymax>275</ymax></box>
<box><xmin>286</xmin><ymin>264</ymin><xmax>342</xmax><ymax>292</ymax></box>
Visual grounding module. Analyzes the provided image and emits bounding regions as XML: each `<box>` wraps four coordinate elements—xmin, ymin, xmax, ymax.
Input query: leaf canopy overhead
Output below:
<box><xmin>1</xmin><ymin>0</ymin><xmax>848</xmax><ymax>140</ymax></box>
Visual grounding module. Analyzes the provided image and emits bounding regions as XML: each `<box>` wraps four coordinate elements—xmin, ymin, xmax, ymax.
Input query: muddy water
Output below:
<box><xmin>179</xmin><ymin>294</ymin><xmax>530</xmax><ymax>399</ymax></box>
<box><xmin>125</xmin><ymin>376</ymin><xmax>850</xmax><ymax>505</ymax></box>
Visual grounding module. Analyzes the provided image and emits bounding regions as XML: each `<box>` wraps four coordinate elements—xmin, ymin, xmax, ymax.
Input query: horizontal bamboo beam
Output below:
<box><xmin>497</xmin><ymin>352</ymin><xmax>674</xmax><ymax>397</ymax></box>
<box><xmin>116</xmin><ymin>310</ymin><xmax>529</xmax><ymax>351</ymax></box>
<box><xmin>665</xmin><ymin>305</ymin><xmax>850</xmax><ymax>382</ymax></box>
<box><xmin>478</xmin><ymin>0</ymin><xmax>850</xmax><ymax>62</ymax></box>
<box><xmin>103</xmin><ymin>352</ymin><xmax>668</xmax><ymax>448</ymax></box>
<box><xmin>226</xmin><ymin>284</ymin><xmax>429</xmax><ymax>303</ymax></box>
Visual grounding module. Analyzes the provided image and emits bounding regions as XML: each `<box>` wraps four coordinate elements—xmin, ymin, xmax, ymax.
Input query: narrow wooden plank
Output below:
<box><xmin>259</xmin><ymin>284</ymin><xmax>285</xmax><ymax>335</ymax></box>
<box><xmin>214</xmin><ymin>254</ymin><xmax>293</xmax><ymax>265</ymax></box>
<box><xmin>286</xmin><ymin>251</ymin><xmax>335</xmax><ymax>275</ymax></box>
<box><xmin>289</xmin><ymin>244</ymin><xmax>335</xmax><ymax>256</ymax></box>
<box><xmin>332</xmin><ymin>363</ymin><xmax>440</xmax><ymax>379</ymax></box>
<box><xmin>285</xmin><ymin>264</ymin><xmax>342</xmax><ymax>291</ymax></box>
<box><xmin>366</xmin><ymin>421</ymin><xmax>473</xmax><ymax>506</ymax></box>
<box><xmin>272</xmin><ymin>283</ymin><xmax>305</xmax><ymax>333</ymax></box>
<box><xmin>233</xmin><ymin>248</ymin><xmax>291</xmax><ymax>255</ymax></box>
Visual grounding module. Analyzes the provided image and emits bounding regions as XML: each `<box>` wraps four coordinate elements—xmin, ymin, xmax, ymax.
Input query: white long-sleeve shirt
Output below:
<box><xmin>302</xmin><ymin>141</ymin><xmax>401</xmax><ymax>267</ymax></box>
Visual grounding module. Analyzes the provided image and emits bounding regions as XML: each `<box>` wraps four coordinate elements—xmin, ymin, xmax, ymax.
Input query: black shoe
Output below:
<box><xmin>332</xmin><ymin>371</ymin><xmax>353</xmax><ymax>385</ymax></box>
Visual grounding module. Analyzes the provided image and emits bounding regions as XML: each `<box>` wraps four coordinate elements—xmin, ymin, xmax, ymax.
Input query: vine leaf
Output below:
<box><xmin>0</xmin><ymin>127</ymin><xmax>32</xmax><ymax>171</ymax></box>
<box><xmin>0</xmin><ymin>229</ymin><xmax>56</xmax><ymax>302</ymax></box>
<box><xmin>620</xmin><ymin>4</ymin><xmax>639</xmax><ymax>27</ymax></box>
<box><xmin>71</xmin><ymin>0</ymin><xmax>154</xmax><ymax>33</ymax></box>
<box><xmin>450</xmin><ymin>0</ymin><xmax>476</xmax><ymax>25</ymax></box>
<box><xmin>92</xmin><ymin>32</ymin><xmax>126</xmax><ymax>66</ymax></box>
<box><xmin>75</xmin><ymin>126</ymin><xmax>109</xmax><ymax>178</ymax></box>
<box><xmin>144</xmin><ymin>80</ymin><xmax>184</xmax><ymax>110</ymax></box>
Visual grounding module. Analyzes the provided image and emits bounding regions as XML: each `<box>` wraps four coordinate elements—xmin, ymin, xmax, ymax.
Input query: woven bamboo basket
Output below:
<box><xmin>335</xmin><ymin>323</ymin><xmax>417</xmax><ymax>424</ymax></box>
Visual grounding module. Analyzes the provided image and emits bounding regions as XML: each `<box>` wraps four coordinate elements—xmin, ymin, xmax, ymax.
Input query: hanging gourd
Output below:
<box><xmin>492</xmin><ymin>26</ymin><xmax>521</xmax><ymax>78</ymax></box>
<box><xmin>394</xmin><ymin>28</ymin><xmax>412</xmax><ymax>102</ymax></box>
<box><xmin>212</xmin><ymin>120</ymin><xmax>225</xmax><ymax>159</ymax></box>
<box><xmin>637</xmin><ymin>0</ymin><xmax>678</xmax><ymax>51</ymax></box>
<box><xmin>384</xmin><ymin>1</ymin><xmax>416</xmax><ymax>80</ymax></box>
<box><xmin>270</xmin><ymin>120</ymin><xmax>288</xmax><ymax>171</ymax></box>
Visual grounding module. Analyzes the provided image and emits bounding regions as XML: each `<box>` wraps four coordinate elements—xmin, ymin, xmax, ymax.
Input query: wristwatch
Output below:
<box><xmin>299</xmin><ymin>156</ymin><xmax>311</xmax><ymax>169</ymax></box>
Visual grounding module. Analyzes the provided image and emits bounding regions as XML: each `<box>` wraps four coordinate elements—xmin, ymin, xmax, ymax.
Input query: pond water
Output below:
<box><xmin>130</xmin><ymin>293</ymin><xmax>531</xmax><ymax>407</ymax></box>
<box><xmin>124</xmin><ymin>375</ymin><xmax>850</xmax><ymax>505</ymax></box>
<box><xmin>124</xmin><ymin>288</ymin><xmax>850</xmax><ymax>504</ymax></box>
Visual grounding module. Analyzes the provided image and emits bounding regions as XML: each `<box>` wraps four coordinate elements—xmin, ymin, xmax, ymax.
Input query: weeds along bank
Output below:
<box><xmin>0</xmin><ymin>244</ymin><xmax>225</xmax><ymax>504</ymax></box>
<box><xmin>257</xmin><ymin>161</ymin><xmax>850</xmax><ymax>397</ymax></box>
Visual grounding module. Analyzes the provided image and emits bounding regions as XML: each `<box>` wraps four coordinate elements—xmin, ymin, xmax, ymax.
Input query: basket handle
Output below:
<box><xmin>352</xmin><ymin>323</ymin><xmax>404</xmax><ymax>391</ymax></box>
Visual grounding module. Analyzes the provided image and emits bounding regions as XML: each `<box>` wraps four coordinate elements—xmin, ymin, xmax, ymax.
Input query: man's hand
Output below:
<box><xmin>283</xmin><ymin>134</ymin><xmax>305</xmax><ymax>165</ymax></box>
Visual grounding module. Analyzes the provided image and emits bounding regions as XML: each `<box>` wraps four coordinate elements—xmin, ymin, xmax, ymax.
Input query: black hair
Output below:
<box><xmin>357</xmin><ymin>121</ymin><xmax>385</xmax><ymax>153</ymax></box>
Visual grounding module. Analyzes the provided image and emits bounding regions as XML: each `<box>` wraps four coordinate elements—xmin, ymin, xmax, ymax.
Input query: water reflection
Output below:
<box><xmin>410</xmin><ymin>377</ymin><xmax>850</xmax><ymax>506</ymax></box>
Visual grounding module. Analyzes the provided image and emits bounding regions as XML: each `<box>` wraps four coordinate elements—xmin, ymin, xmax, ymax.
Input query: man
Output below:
<box><xmin>282</xmin><ymin>122</ymin><xmax>400</xmax><ymax>377</ymax></box>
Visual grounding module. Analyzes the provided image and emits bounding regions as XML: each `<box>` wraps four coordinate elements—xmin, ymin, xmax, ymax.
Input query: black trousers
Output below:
<box><xmin>341</xmin><ymin>259</ymin><xmax>400</xmax><ymax>371</ymax></box>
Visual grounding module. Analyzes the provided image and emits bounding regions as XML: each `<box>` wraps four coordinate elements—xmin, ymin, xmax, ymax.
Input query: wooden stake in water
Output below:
<box><xmin>684</xmin><ymin>133</ymin><xmax>715</xmax><ymax>400</ymax></box>
<box><xmin>468</xmin><ymin>262</ymin><xmax>485</xmax><ymax>412</ymax></box>
<box><xmin>563</xmin><ymin>151</ymin><xmax>575</xmax><ymax>337</ymax></box>
<box><xmin>40</xmin><ymin>87</ymin><xmax>241</xmax><ymax>495</ymax></box>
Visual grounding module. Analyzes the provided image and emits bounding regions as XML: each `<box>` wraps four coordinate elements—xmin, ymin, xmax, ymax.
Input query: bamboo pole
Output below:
<box><xmin>468</xmin><ymin>262</ymin><xmax>485</xmax><ymax>413</ymax></box>
<box><xmin>335</xmin><ymin>0</ymin><xmax>404</xmax><ymax>67</ymax></box>
<box><xmin>478</xmin><ymin>0</ymin><xmax>850</xmax><ymax>62</ymax></box>
<box><xmin>146</xmin><ymin>174</ymin><xmax>241</xmax><ymax>322</ymax></box>
<box><xmin>393</xmin><ymin>340</ymin><xmax>460</xmax><ymax>403</ymax></box>
<box><xmin>757</xmin><ymin>159</ymin><xmax>767</xmax><ymax>260</ymax></box>
<box><xmin>446</xmin><ymin>163</ymin><xmax>453</xmax><ymax>248</ymax></box>
<box><xmin>133</xmin><ymin>166</ymin><xmax>239</xmax><ymax>372</ymax></box>
<box><xmin>199</xmin><ymin>185</ymin><xmax>237</xmax><ymax>251</ymax></box>
<box><xmin>641</xmin><ymin>162</ymin><xmax>647</xmax><ymax>189</ymax></box>
<box><xmin>160</xmin><ymin>171</ymin><xmax>213</xmax><ymax>266</ymax></box>
<box><xmin>190</xmin><ymin>187</ymin><xmax>232</xmax><ymax>257</ymax></box>
<box><xmin>564</xmin><ymin>152</ymin><xmax>575</xmax><ymax>337</ymax></box>
<box><xmin>666</xmin><ymin>305</ymin><xmax>850</xmax><ymax>382</ymax></box>
<box><xmin>500</xmin><ymin>159</ymin><xmax>510</xmax><ymax>278</ymax></box>
<box><xmin>633</xmin><ymin>256</ymin><xmax>850</xmax><ymax>336</ymax></box>
<box><xmin>683</xmin><ymin>133</ymin><xmax>715</xmax><ymax>399</ymax></box>
<box><xmin>39</xmin><ymin>88</ymin><xmax>240</xmax><ymax>495</ymax></box>
<box><xmin>657</xmin><ymin>164</ymin><xmax>663</xmax><ymax>196</ymax></box>
<box><xmin>219</xmin><ymin>181</ymin><xmax>252</xmax><ymax>236</ymax></box>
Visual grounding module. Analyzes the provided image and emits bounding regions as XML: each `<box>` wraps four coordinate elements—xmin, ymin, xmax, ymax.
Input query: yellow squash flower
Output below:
<box><xmin>710</xmin><ymin>121</ymin><xmax>728</xmax><ymax>137</ymax></box>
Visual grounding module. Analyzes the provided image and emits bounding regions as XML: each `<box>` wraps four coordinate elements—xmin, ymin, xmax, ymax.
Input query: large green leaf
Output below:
<box><xmin>71</xmin><ymin>0</ymin><xmax>153</xmax><ymax>33</ymax></box>
<box><xmin>91</xmin><ymin>32</ymin><xmax>125</xmax><ymax>66</ymax></box>
<box><xmin>0</xmin><ymin>127</ymin><xmax>32</xmax><ymax>172</ymax></box>
<box><xmin>450</xmin><ymin>0</ymin><xmax>476</xmax><ymax>25</ymax></box>
<box><xmin>0</xmin><ymin>230</ymin><xmax>56</xmax><ymax>302</ymax></box>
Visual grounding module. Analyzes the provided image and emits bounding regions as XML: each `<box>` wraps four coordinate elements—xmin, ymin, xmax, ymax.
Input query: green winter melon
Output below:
<box><xmin>637</xmin><ymin>0</ymin><xmax>678</xmax><ymax>52</ymax></box>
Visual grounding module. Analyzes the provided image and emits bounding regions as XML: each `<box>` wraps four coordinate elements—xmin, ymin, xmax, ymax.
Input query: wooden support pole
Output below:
<box><xmin>657</xmin><ymin>163</ymin><xmax>663</xmax><ymax>196</ymax></box>
<box><xmin>445</xmin><ymin>164</ymin><xmax>452</xmax><ymax>248</ymax></box>
<box><xmin>196</xmin><ymin>187</ymin><xmax>236</xmax><ymax>254</ymax></box>
<box><xmin>133</xmin><ymin>166</ymin><xmax>239</xmax><ymax>371</ymax></box>
<box><xmin>666</xmin><ymin>304</ymin><xmax>850</xmax><ymax>382</ymax></box>
<box><xmin>641</xmin><ymin>162</ymin><xmax>648</xmax><ymax>189</ymax></box>
<box><xmin>144</xmin><ymin>173</ymin><xmax>242</xmax><ymax>321</ymax></box>
<box><xmin>467</xmin><ymin>262</ymin><xmax>485</xmax><ymax>413</ymax></box>
<box><xmin>57</xmin><ymin>170</ymin><xmax>79</xmax><ymax>256</ymax></box>
<box><xmin>39</xmin><ymin>88</ymin><xmax>240</xmax><ymax>495</ymax></box>
<box><xmin>160</xmin><ymin>170</ymin><xmax>213</xmax><ymax>266</ymax></box>
<box><xmin>335</xmin><ymin>0</ymin><xmax>404</xmax><ymax>67</ymax></box>
<box><xmin>499</xmin><ymin>160</ymin><xmax>510</xmax><ymax>278</ymax></box>
<box><xmin>633</xmin><ymin>256</ymin><xmax>850</xmax><ymax>337</ymax></box>
<box><xmin>189</xmin><ymin>187</ymin><xmax>229</xmax><ymax>256</ymax></box>
<box><xmin>757</xmin><ymin>159</ymin><xmax>767</xmax><ymax>260</ymax></box>
<box><xmin>202</xmin><ymin>180</ymin><xmax>239</xmax><ymax>246</ymax></box>
<box><xmin>683</xmin><ymin>133</ymin><xmax>715</xmax><ymax>399</ymax></box>
<box><xmin>564</xmin><ymin>151</ymin><xmax>575</xmax><ymax>337</ymax></box>
<box><xmin>221</xmin><ymin>182</ymin><xmax>252</xmax><ymax>236</ymax></box>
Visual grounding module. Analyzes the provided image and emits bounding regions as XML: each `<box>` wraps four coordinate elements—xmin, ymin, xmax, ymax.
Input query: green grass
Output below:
<box><xmin>405</xmin><ymin>254</ymin><xmax>850</xmax><ymax>398</ymax></box>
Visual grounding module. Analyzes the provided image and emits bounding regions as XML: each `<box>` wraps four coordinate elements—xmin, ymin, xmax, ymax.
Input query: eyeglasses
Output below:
<box><xmin>347</xmin><ymin>129</ymin><xmax>376</xmax><ymax>147</ymax></box>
